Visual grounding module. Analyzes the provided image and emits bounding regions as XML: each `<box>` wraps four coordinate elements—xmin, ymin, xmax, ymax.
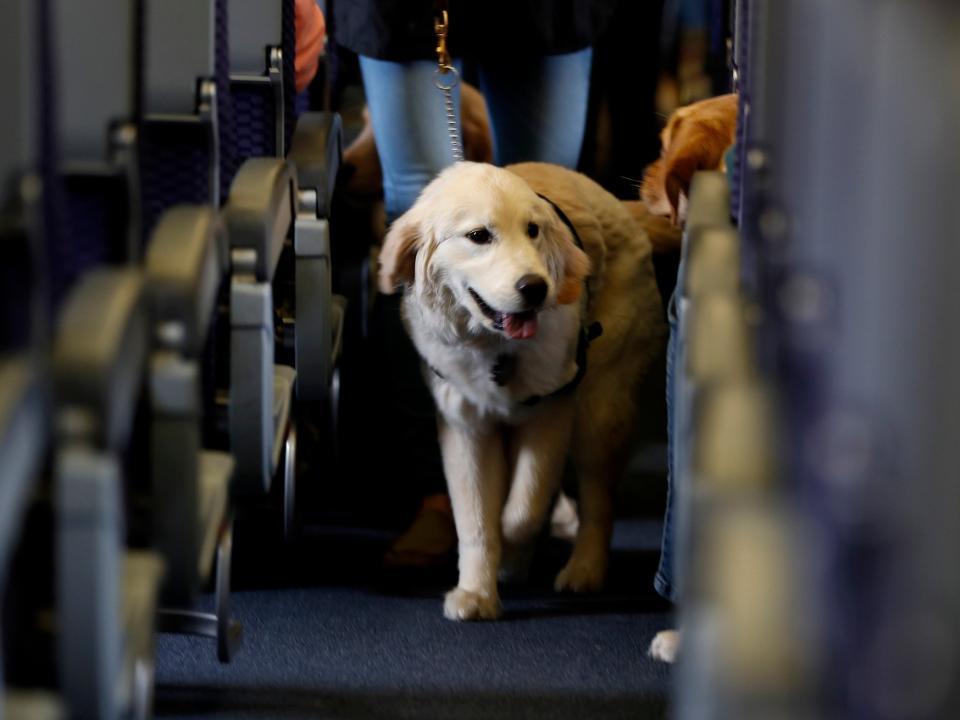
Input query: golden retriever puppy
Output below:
<box><xmin>640</xmin><ymin>93</ymin><xmax>739</xmax><ymax>227</ymax></box>
<box><xmin>378</xmin><ymin>162</ymin><xmax>666</xmax><ymax>620</ymax></box>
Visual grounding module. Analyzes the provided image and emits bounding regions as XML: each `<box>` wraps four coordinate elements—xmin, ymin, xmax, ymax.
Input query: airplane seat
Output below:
<box><xmin>146</xmin><ymin>206</ymin><xmax>241</xmax><ymax>663</ymax></box>
<box><xmin>675</xmin><ymin>3</ymin><xmax>825</xmax><ymax>712</ymax></box>
<box><xmin>52</xmin><ymin>268</ymin><xmax>164</xmax><ymax>720</ymax></box>
<box><xmin>47</xmin><ymin>0</ymin><xmax>175</xmax><ymax>715</ymax></box>
<box><xmin>1</xmin><ymin>1</ymin><xmax>60</xmax><ymax>716</ymax></box>
<box><xmin>227</xmin><ymin>0</ymin><xmax>346</xmax><ymax>532</ymax></box>
<box><xmin>140</xmin><ymin>0</ymin><xmax>235</xmax><ymax>233</ymax></box>
<box><xmin>138</xmin><ymin>0</ymin><xmax>245</xmax><ymax>662</ymax></box>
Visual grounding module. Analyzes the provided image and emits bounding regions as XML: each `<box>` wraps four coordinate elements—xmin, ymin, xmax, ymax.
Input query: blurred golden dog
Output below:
<box><xmin>640</xmin><ymin>93</ymin><xmax>739</xmax><ymax>228</ymax></box>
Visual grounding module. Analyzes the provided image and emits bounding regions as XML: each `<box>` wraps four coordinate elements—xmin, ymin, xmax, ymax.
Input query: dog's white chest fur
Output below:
<box><xmin>404</xmin><ymin>298</ymin><xmax>582</xmax><ymax>425</ymax></box>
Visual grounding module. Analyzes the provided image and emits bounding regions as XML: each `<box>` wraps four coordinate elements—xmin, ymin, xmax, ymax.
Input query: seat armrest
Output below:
<box><xmin>197</xmin><ymin>451</ymin><xmax>233</xmax><ymax>581</ymax></box>
<box><xmin>3</xmin><ymin>691</ymin><xmax>64</xmax><ymax>719</ymax></box>
<box><xmin>685</xmin><ymin>171</ymin><xmax>732</xmax><ymax>234</ymax></box>
<box><xmin>225</xmin><ymin>158</ymin><xmax>297</xmax><ymax>282</ymax></box>
<box><xmin>120</xmin><ymin>551</ymin><xmax>165</xmax><ymax>704</ymax></box>
<box><xmin>146</xmin><ymin>206</ymin><xmax>227</xmax><ymax>357</ymax></box>
<box><xmin>289</xmin><ymin>112</ymin><xmax>342</xmax><ymax>218</ymax></box>
<box><xmin>687</xmin><ymin>295</ymin><xmax>756</xmax><ymax>382</ymax></box>
<box><xmin>52</xmin><ymin>269</ymin><xmax>147</xmax><ymax>452</ymax></box>
<box><xmin>684</xmin><ymin>225</ymin><xmax>741</xmax><ymax>299</ymax></box>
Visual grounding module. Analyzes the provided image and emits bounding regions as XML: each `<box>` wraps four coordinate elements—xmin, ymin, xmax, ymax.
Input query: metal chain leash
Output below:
<box><xmin>433</xmin><ymin>5</ymin><xmax>464</xmax><ymax>162</ymax></box>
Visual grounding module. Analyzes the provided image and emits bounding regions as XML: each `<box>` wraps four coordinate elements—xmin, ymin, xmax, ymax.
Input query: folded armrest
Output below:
<box><xmin>684</xmin><ymin>226</ymin><xmax>741</xmax><ymax>299</ymax></box>
<box><xmin>687</xmin><ymin>295</ymin><xmax>755</xmax><ymax>382</ymax></box>
<box><xmin>289</xmin><ymin>112</ymin><xmax>342</xmax><ymax>219</ymax></box>
<box><xmin>225</xmin><ymin>158</ymin><xmax>297</xmax><ymax>282</ymax></box>
<box><xmin>146</xmin><ymin>205</ymin><xmax>227</xmax><ymax>357</ymax></box>
<box><xmin>52</xmin><ymin>268</ymin><xmax>147</xmax><ymax>452</ymax></box>
<box><xmin>685</xmin><ymin>171</ymin><xmax>732</xmax><ymax>235</ymax></box>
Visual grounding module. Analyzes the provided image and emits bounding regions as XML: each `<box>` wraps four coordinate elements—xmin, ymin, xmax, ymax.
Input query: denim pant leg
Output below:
<box><xmin>478</xmin><ymin>47</ymin><xmax>593</xmax><ymax>168</ymax></box>
<box><xmin>357</xmin><ymin>56</ymin><xmax>463</xmax><ymax>222</ymax></box>
<box><xmin>359</xmin><ymin>48</ymin><xmax>593</xmax><ymax>211</ymax></box>
<box><xmin>655</xmin><ymin>289</ymin><xmax>681</xmax><ymax>602</ymax></box>
<box><xmin>358</xmin><ymin>57</ymin><xmax>464</xmax><ymax>497</ymax></box>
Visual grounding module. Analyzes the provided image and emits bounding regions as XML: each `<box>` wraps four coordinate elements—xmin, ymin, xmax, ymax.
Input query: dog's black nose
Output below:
<box><xmin>516</xmin><ymin>274</ymin><xmax>548</xmax><ymax>307</ymax></box>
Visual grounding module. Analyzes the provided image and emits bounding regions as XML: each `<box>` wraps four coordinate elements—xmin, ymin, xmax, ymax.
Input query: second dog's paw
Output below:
<box><xmin>554</xmin><ymin>557</ymin><xmax>606</xmax><ymax>593</ymax></box>
<box><xmin>443</xmin><ymin>587</ymin><xmax>502</xmax><ymax>621</ymax></box>
<box><xmin>648</xmin><ymin>629</ymin><xmax>681</xmax><ymax>663</ymax></box>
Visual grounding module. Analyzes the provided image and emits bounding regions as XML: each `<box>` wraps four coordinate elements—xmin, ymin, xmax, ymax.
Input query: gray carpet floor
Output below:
<box><xmin>155</xmin><ymin>518</ymin><xmax>674</xmax><ymax>719</ymax></box>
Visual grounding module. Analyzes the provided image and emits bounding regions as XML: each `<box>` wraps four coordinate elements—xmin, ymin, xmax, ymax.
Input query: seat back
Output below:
<box><xmin>53</xmin><ymin>0</ymin><xmax>141</xmax><ymax>277</ymax></box>
<box><xmin>0</xmin><ymin>0</ymin><xmax>59</xmax><ymax>351</ymax></box>
<box><xmin>677</xmin><ymin>3</ymin><xmax>960</xmax><ymax>718</ymax></box>
<box><xmin>140</xmin><ymin>0</ymin><xmax>234</xmax><ymax>237</ymax></box>
<box><xmin>0</xmin><ymin>5</ymin><xmax>53</xmax><ymax>702</ymax></box>
<box><xmin>46</xmin><ymin>3</ymin><xmax>164</xmax><ymax>715</ymax></box>
<box><xmin>229</xmin><ymin>0</ymin><xmax>296</xmax><ymax>159</ymax></box>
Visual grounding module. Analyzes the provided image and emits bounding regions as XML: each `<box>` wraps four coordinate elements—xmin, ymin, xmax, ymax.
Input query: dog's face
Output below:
<box><xmin>378</xmin><ymin>163</ymin><xmax>590</xmax><ymax>341</ymax></box>
<box><xmin>641</xmin><ymin>93</ymin><xmax>739</xmax><ymax>226</ymax></box>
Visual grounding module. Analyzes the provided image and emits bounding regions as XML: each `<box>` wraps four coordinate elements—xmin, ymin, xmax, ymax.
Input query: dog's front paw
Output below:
<box><xmin>648</xmin><ymin>629</ymin><xmax>681</xmax><ymax>663</ymax></box>
<box><xmin>443</xmin><ymin>587</ymin><xmax>502</xmax><ymax>621</ymax></box>
<box><xmin>554</xmin><ymin>556</ymin><xmax>606</xmax><ymax>593</ymax></box>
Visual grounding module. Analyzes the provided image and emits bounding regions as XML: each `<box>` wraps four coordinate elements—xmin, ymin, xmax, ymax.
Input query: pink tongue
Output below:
<box><xmin>504</xmin><ymin>313</ymin><xmax>539</xmax><ymax>340</ymax></box>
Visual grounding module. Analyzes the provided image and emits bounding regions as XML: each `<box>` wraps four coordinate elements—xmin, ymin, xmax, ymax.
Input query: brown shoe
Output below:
<box><xmin>383</xmin><ymin>494</ymin><xmax>457</xmax><ymax>570</ymax></box>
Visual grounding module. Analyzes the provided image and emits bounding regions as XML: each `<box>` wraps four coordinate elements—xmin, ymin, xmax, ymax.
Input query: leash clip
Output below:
<box><xmin>435</xmin><ymin>9</ymin><xmax>452</xmax><ymax>71</ymax></box>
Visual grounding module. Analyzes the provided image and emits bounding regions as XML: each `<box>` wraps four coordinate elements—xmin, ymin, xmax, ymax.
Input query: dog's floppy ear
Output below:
<box><xmin>538</xmin><ymin>196</ymin><xmax>593</xmax><ymax>305</ymax></box>
<box><xmin>378</xmin><ymin>212</ymin><xmax>422</xmax><ymax>294</ymax></box>
<box><xmin>664</xmin><ymin>151</ymin><xmax>702</xmax><ymax>226</ymax></box>
<box><xmin>557</xmin><ymin>239</ymin><xmax>591</xmax><ymax>305</ymax></box>
<box><xmin>639</xmin><ymin>156</ymin><xmax>674</xmax><ymax>221</ymax></box>
<box><xmin>542</xmin><ymin>206</ymin><xmax>591</xmax><ymax>305</ymax></box>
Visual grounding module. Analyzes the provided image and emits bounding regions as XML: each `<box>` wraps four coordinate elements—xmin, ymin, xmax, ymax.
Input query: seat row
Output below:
<box><xmin>675</xmin><ymin>1</ymin><xmax>960</xmax><ymax>718</ymax></box>
<box><xmin>1</xmin><ymin>1</ymin><xmax>345</xmax><ymax>717</ymax></box>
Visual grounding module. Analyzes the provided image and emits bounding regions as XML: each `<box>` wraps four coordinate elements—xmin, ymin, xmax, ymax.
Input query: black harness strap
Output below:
<box><xmin>520</xmin><ymin>320</ymin><xmax>602</xmax><ymax>407</ymax></box>
<box><xmin>537</xmin><ymin>193</ymin><xmax>583</xmax><ymax>251</ymax></box>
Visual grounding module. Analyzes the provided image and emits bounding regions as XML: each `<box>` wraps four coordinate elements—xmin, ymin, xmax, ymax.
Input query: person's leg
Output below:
<box><xmin>358</xmin><ymin>56</ymin><xmax>461</xmax><ymax>567</ymax></box>
<box><xmin>478</xmin><ymin>48</ymin><xmax>593</xmax><ymax>168</ymax></box>
<box><xmin>654</xmin><ymin>290</ymin><xmax>680</xmax><ymax>602</ymax></box>
<box><xmin>357</xmin><ymin>56</ymin><xmax>462</xmax><ymax>222</ymax></box>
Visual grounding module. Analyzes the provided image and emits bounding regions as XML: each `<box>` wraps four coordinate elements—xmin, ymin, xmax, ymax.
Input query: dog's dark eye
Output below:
<box><xmin>527</xmin><ymin>222</ymin><xmax>539</xmax><ymax>239</ymax></box>
<box><xmin>466</xmin><ymin>228</ymin><xmax>492</xmax><ymax>244</ymax></box>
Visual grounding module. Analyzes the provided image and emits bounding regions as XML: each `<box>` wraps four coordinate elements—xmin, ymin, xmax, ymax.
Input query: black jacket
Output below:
<box><xmin>331</xmin><ymin>0</ymin><xmax>620</xmax><ymax>61</ymax></box>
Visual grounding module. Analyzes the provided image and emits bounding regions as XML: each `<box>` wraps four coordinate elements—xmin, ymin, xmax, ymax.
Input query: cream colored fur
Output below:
<box><xmin>649</xmin><ymin>629</ymin><xmax>682</xmax><ymax>663</ymax></box>
<box><xmin>379</xmin><ymin>162</ymin><xmax>666</xmax><ymax>620</ymax></box>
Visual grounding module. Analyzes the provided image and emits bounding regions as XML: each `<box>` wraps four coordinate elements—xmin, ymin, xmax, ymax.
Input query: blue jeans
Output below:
<box><xmin>655</xmin><ymin>288</ymin><xmax>681</xmax><ymax>603</ymax></box>
<box><xmin>656</xmin><ymin>235</ymin><xmax>699</xmax><ymax>607</ymax></box>
<box><xmin>358</xmin><ymin>49</ymin><xmax>593</xmax><ymax>222</ymax></box>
